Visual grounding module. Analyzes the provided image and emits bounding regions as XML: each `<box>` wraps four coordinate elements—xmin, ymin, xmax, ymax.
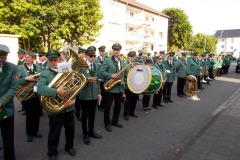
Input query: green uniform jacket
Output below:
<box><xmin>237</xmin><ymin>58</ymin><xmax>240</xmax><ymax>66</ymax></box>
<box><xmin>216</xmin><ymin>59</ymin><xmax>223</xmax><ymax>68</ymax></box>
<box><xmin>206</xmin><ymin>56</ymin><xmax>210</xmax><ymax>67</ymax></box>
<box><xmin>134</xmin><ymin>56</ymin><xmax>147</xmax><ymax>64</ymax></box>
<box><xmin>163</xmin><ymin>60</ymin><xmax>176</xmax><ymax>82</ymax></box>
<box><xmin>152</xmin><ymin>56</ymin><xmax>157</xmax><ymax>63</ymax></box>
<box><xmin>37</xmin><ymin>69</ymin><xmax>74</xmax><ymax>115</ymax></box>
<box><xmin>187</xmin><ymin>58</ymin><xmax>200</xmax><ymax>76</ymax></box>
<box><xmin>223</xmin><ymin>57</ymin><xmax>231</xmax><ymax>66</ymax></box>
<box><xmin>17</xmin><ymin>59</ymin><xmax>24</xmax><ymax>66</ymax></box>
<box><xmin>200</xmin><ymin>59</ymin><xmax>207</xmax><ymax>75</ymax></box>
<box><xmin>17</xmin><ymin>64</ymin><xmax>42</xmax><ymax>98</ymax></box>
<box><xmin>154</xmin><ymin>62</ymin><xmax>166</xmax><ymax>80</ymax></box>
<box><xmin>38</xmin><ymin>61</ymin><xmax>50</xmax><ymax>70</ymax></box>
<box><xmin>124</xmin><ymin>61</ymin><xmax>132</xmax><ymax>90</ymax></box>
<box><xmin>213</xmin><ymin>58</ymin><xmax>218</xmax><ymax>69</ymax></box>
<box><xmin>209</xmin><ymin>58</ymin><xmax>216</xmax><ymax>68</ymax></box>
<box><xmin>0</xmin><ymin>62</ymin><xmax>19</xmax><ymax>117</ymax></box>
<box><xmin>175</xmin><ymin>59</ymin><xmax>187</xmax><ymax>78</ymax></box>
<box><xmin>78</xmin><ymin>63</ymin><xmax>101</xmax><ymax>100</ymax></box>
<box><xmin>99</xmin><ymin>56</ymin><xmax>125</xmax><ymax>93</ymax></box>
<box><xmin>94</xmin><ymin>56</ymin><xmax>108</xmax><ymax>82</ymax></box>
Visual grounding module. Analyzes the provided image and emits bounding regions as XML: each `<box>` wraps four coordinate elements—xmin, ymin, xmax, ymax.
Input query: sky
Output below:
<box><xmin>137</xmin><ymin>0</ymin><xmax>240</xmax><ymax>35</ymax></box>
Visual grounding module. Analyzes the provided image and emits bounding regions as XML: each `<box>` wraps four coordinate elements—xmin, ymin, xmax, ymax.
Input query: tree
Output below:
<box><xmin>190</xmin><ymin>33</ymin><xmax>218</xmax><ymax>54</ymax></box>
<box><xmin>162</xmin><ymin>8</ymin><xmax>193</xmax><ymax>50</ymax></box>
<box><xmin>0</xmin><ymin>0</ymin><xmax>103</xmax><ymax>51</ymax></box>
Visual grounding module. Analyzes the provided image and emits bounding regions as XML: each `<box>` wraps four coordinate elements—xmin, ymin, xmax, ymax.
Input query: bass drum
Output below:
<box><xmin>127</xmin><ymin>64</ymin><xmax>163</xmax><ymax>94</ymax></box>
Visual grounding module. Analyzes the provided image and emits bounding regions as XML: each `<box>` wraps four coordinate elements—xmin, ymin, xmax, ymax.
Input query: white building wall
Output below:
<box><xmin>217</xmin><ymin>37</ymin><xmax>240</xmax><ymax>57</ymax></box>
<box><xmin>92</xmin><ymin>0</ymin><xmax>168</xmax><ymax>56</ymax></box>
<box><xmin>0</xmin><ymin>34</ymin><xmax>21</xmax><ymax>65</ymax></box>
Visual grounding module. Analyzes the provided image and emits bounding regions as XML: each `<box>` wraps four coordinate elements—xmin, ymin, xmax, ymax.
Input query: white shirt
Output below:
<box><xmin>0</xmin><ymin>66</ymin><xmax>2</xmax><ymax>73</ymax></box>
<box><xmin>169</xmin><ymin>60</ymin><xmax>172</xmax><ymax>65</ymax></box>
<box><xmin>51</xmin><ymin>68</ymin><xmax>58</xmax><ymax>72</ymax></box>
<box><xmin>100</xmin><ymin>56</ymin><xmax>104</xmax><ymax>61</ymax></box>
<box><xmin>114</xmin><ymin>57</ymin><xmax>121</xmax><ymax>70</ymax></box>
<box><xmin>86</xmin><ymin>60</ymin><xmax>93</xmax><ymax>70</ymax></box>
<box><xmin>27</xmin><ymin>64</ymin><xmax>34</xmax><ymax>71</ymax></box>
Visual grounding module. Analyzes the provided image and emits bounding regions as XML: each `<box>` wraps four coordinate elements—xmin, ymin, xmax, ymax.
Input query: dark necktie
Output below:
<box><xmin>90</xmin><ymin>64</ymin><xmax>93</xmax><ymax>71</ymax></box>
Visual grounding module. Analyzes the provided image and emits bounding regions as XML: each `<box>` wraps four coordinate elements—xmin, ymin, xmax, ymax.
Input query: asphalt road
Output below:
<box><xmin>2</xmin><ymin>63</ymin><xmax>240</xmax><ymax>160</ymax></box>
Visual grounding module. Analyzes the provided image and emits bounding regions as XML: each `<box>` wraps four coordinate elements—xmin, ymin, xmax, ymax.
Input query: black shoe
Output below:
<box><xmin>152</xmin><ymin>105</ymin><xmax>158</xmax><ymax>109</ymax></box>
<box><xmin>167</xmin><ymin>99</ymin><xmax>174</xmax><ymax>103</ymax></box>
<box><xmin>105</xmin><ymin>125</ymin><xmax>112</xmax><ymax>132</ymax></box>
<box><xmin>34</xmin><ymin>132</ymin><xmax>42</xmax><ymax>138</ymax></box>
<box><xmin>89</xmin><ymin>132</ymin><xmax>102</xmax><ymax>139</ymax></box>
<box><xmin>18</xmin><ymin>109</ymin><xmax>24</xmax><ymax>112</ymax></box>
<box><xmin>22</xmin><ymin>112</ymin><xmax>26</xmax><ymax>115</ymax></box>
<box><xmin>27</xmin><ymin>135</ymin><xmax>33</xmax><ymax>142</ymax></box>
<box><xmin>48</xmin><ymin>155</ymin><xmax>57</xmax><ymax>160</ymax></box>
<box><xmin>98</xmin><ymin>108</ymin><xmax>104</xmax><ymax>112</ymax></box>
<box><xmin>178</xmin><ymin>94</ymin><xmax>183</xmax><ymax>97</ymax></box>
<box><xmin>83</xmin><ymin>136</ymin><xmax>91</xmax><ymax>145</ymax></box>
<box><xmin>159</xmin><ymin>104</ymin><xmax>164</xmax><ymax>107</ymax></box>
<box><xmin>111</xmin><ymin>122</ymin><xmax>123</xmax><ymax>128</ymax></box>
<box><xmin>163</xmin><ymin>99</ymin><xmax>168</xmax><ymax>103</ymax></box>
<box><xmin>65</xmin><ymin>148</ymin><xmax>76</xmax><ymax>156</ymax></box>
<box><xmin>124</xmin><ymin>115</ymin><xmax>129</xmax><ymax>121</ymax></box>
<box><xmin>207</xmin><ymin>83</ymin><xmax>210</xmax><ymax>85</ymax></box>
<box><xmin>129</xmin><ymin>113</ymin><xmax>138</xmax><ymax>118</ymax></box>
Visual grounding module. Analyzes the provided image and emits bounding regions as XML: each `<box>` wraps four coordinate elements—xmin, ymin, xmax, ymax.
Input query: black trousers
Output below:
<box><xmin>226</xmin><ymin>65</ymin><xmax>230</xmax><ymax>73</ymax></box>
<box><xmin>204</xmin><ymin>75</ymin><xmax>210</xmax><ymax>85</ymax></box>
<box><xmin>163</xmin><ymin>82</ymin><xmax>173</xmax><ymax>100</ymax></box>
<box><xmin>75</xmin><ymin>95</ymin><xmax>81</xmax><ymax>118</ymax></box>
<box><xmin>177</xmin><ymin>77</ymin><xmax>186</xmax><ymax>95</ymax></box>
<box><xmin>153</xmin><ymin>88</ymin><xmax>163</xmax><ymax>106</ymax></box>
<box><xmin>194</xmin><ymin>75</ymin><xmax>201</xmax><ymax>89</ymax></box>
<box><xmin>124</xmin><ymin>89</ymin><xmax>138</xmax><ymax>116</ymax></box>
<box><xmin>22</xmin><ymin>97</ymin><xmax>41</xmax><ymax>136</ymax></box>
<box><xmin>104</xmin><ymin>92</ymin><xmax>122</xmax><ymax>125</ymax></box>
<box><xmin>217</xmin><ymin>68</ymin><xmax>222</xmax><ymax>76</ymax></box>
<box><xmin>98</xmin><ymin>82</ymin><xmax>106</xmax><ymax>110</ymax></box>
<box><xmin>0</xmin><ymin>116</ymin><xmax>15</xmax><ymax>160</ymax></box>
<box><xmin>80</xmin><ymin>99</ymin><xmax>97</xmax><ymax>136</ymax></box>
<box><xmin>48</xmin><ymin>110</ymin><xmax>75</xmax><ymax>156</ymax></box>
<box><xmin>142</xmin><ymin>95</ymin><xmax>150</xmax><ymax>108</ymax></box>
<box><xmin>209</xmin><ymin>67</ymin><xmax>214</xmax><ymax>79</ymax></box>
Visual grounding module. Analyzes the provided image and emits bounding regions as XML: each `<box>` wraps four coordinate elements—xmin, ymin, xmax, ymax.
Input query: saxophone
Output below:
<box><xmin>104</xmin><ymin>61</ymin><xmax>131</xmax><ymax>91</ymax></box>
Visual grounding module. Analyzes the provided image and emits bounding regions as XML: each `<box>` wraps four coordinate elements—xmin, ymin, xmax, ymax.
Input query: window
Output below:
<box><xmin>130</xmin><ymin>12</ymin><xmax>134</xmax><ymax>17</ymax></box>
<box><xmin>159</xmin><ymin>32</ymin><xmax>163</xmax><ymax>39</ymax></box>
<box><xmin>231</xmin><ymin>46</ymin><xmax>234</xmax><ymax>49</ymax></box>
<box><xmin>231</xmin><ymin>38</ymin><xmax>234</xmax><ymax>43</ymax></box>
<box><xmin>221</xmin><ymin>39</ymin><xmax>224</xmax><ymax>42</ymax></box>
<box><xmin>127</xmin><ymin>26</ymin><xmax>137</xmax><ymax>34</ymax></box>
<box><xmin>152</xmin><ymin>18</ymin><xmax>154</xmax><ymax>22</ymax></box>
<box><xmin>221</xmin><ymin>45</ymin><xmax>224</xmax><ymax>48</ymax></box>
<box><xmin>145</xmin><ymin>17</ymin><xmax>149</xmax><ymax>21</ymax></box>
<box><xmin>109</xmin><ymin>22</ymin><xmax>120</xmax><ymax>34</ymax></box>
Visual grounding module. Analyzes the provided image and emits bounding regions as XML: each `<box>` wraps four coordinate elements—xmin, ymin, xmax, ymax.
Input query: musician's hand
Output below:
<box><xmin>64</xmin><ymin>100</ymin><xmax>75</xmax><ymax>108</ymax></box>
<box><xmin>88</xmin><ymin>78</ymin><xmax>96</xmax><ymax>83</ymax></box>
<box><xmin>111</xmin><ymin>73</ymin><xmax>119</xmax><ymax>79</ymax></box>
<box><xmin>25</xmin><ymin>75</ymin><xmax>38</xmax><ymax>82</ymax></box>
<box><xmin>98</xmin><ymin>94</ymin><xmax>102</xmax><ymax>102</ymax></box>
<box><xmin>57</xmin><ymin>87</ymin><xmax>68</xmax><ymax>97</ymax></box>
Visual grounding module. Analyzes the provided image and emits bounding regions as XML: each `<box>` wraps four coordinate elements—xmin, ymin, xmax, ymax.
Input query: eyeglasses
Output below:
<box><xmin>89</xmin><ymin>55</ymin><xmax>96</xmax><ymax>58</ymax></box>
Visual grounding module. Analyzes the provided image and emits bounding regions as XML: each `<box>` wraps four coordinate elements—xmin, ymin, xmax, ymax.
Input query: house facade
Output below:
<box><xmin>215</xmin><ymin>29</ymin><xmax>240</xmax><ymax>58</ymax></box>
<box><xmin>91</xmin><ymin>0</ymin><xmax>169</xmax><ymax>55</ymax></box>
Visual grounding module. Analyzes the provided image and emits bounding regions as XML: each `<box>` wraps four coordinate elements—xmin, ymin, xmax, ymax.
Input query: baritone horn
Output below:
<box><xmin>185</xmin><ymin>75</ymin><xmax>200</xmax><ymax>101</ymax></box>
<box><xmin>40</xmin><ymin>47</ymin><xmax>88</xmax><ymax>113</ymax></box>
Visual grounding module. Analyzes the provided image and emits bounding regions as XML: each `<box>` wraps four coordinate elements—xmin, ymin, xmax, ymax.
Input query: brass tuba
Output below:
<box><xmin>16</xmin><ymin>73</ymin><xmax>40</xmax><ymax>101</ymax></box>
<box><xmin>185</xmin><ymin>75</ymin><xmax>200</xmax><ymax>101</ymax></box>
<box><xmin>104</xmin><ymin>61</ymin><xmax>131</xmax><ymax>91</ymax></box>
<box><xmin>40</xmin><ymin>47</ymin><xmax>88</xmax><ymax>113</ymax></box>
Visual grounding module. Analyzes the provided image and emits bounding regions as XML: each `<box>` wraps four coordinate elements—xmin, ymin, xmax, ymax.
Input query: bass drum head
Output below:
<box><xmin>127</xmin><ymin>64</ymin><xmax>151</xmax><ymax>94</ymax></box>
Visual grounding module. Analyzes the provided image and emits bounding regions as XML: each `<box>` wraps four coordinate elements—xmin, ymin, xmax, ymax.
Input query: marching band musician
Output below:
<box><xmin>37</xmin><ymin>50</ymin><xmax>76</xmax><ymax>160</ymax></box>
<box><xmin>175</xmin><ymin>52</ymin><xmax>187</xmax><ymax>97</ymax></box>
<box><xmin>163</xmin><ymin>52</ymin><xmax>176</xmax><ymax>103</ymax></box>
<box><xmin>94</xmin><ymin>45</ymin><xmax>107</xmax><ymax>112</ymax></box>
<box><xmin>38</xmin><ymin>50</ymin><xmax>50</xmax><ymax>70</ymax></box>
<box><xmin>17</xmin><ymin>48</ymin><xmax>26</xmax><ymax>66</ymax></box>
<box><xmin>77</xmin><ymin>46</ymin><xmax>102</xmax><ymax>145</ymax></box>
<box><xmin>17</xmin><ymin>51</ymin><xmax>43</xmax><ymax>142</ymax></box>
<box><xmin>123</xmin><ymin>51</ymin><xmax>138</xmax><ymax>120</ymax></box>
<box><xmin>208</xmin><ymin>54</ymin><xmax>216</xmax><ymax>80</ymax></box>
<box><xmin>152</xmin><ymin>55</ymin><xmax>165</xmax><ymax>108</ymax></box>
<box><xmin>75</xmin><ymin>47</ymin><xmax>86</xmax><ymax>121</ymax></box>
<box><xmin>187</xmin><ymin>52</ymin><xmax>202</xmax><ymax>89</ymax></box>
<box><xmin>99</xmin><ymin>43</ymin><xmax>125</xmax><ymax>132</ymax></box>
<box><xmin>134</xmin><ymin>49</ymin><xmax>146</xmax><ymax>64</ymax></box>
<box><xmin>200</xmin><ymin>53</ymin><xmax>210</xmax><ymax>85</ymax></box>
<box><xmin>0</xmin><ymin>44</ymin><xmax>18</xmax><ymax>160</ymax></box>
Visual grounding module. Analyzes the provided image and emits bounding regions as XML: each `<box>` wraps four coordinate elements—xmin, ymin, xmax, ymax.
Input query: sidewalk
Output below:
<box><xmin>179</xmin><ymin>88</ymin><xmax>240</xmax><ymax>160</ymax></box>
